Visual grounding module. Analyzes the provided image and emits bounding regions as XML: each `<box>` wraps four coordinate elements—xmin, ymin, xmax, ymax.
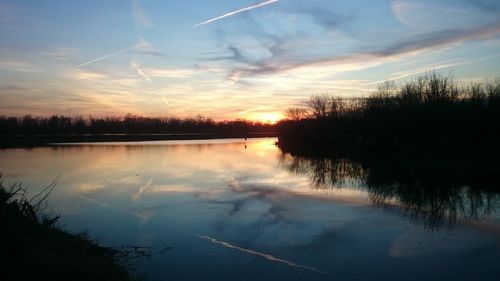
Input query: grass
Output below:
<box><xmin>0</xmin><ymin>178</ymin><xmax>133</xmax><ymax>281</ymax></box>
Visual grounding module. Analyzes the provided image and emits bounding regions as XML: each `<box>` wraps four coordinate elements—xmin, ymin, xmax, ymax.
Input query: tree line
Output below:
<box><xmin>0</xmin><ymin>114</ymin><xmax>277</xmax><ymax>135</ymax></box>
<box><xmin>278</xmin><ymin>72</ymin><xmax>500</xmax><ymax>157</ymax></box>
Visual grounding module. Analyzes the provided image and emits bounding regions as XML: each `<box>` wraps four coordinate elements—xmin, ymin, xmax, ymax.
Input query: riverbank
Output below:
<box><xmin>0</xmin><ymin>132</ymin><xmax>278</xmax><ymax>148</ymax></box>
<box><xmin>0</xmin><ymin>181</ymin><xmax>132</xmax><ymax>281</ymax></box>
<box><xmin>278</xmin><ymin>137</ymin><xmax>500</xmax><ymax>190</ymax></box>
<box><xmin>278</xmin><ymin>74</ymin><xmax>500</xmax><ymax>189</ymax></box>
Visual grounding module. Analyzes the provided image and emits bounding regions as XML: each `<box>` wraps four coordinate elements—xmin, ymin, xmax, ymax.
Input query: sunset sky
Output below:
<box><xmin>1</xmin><ymin>0</ymin><xmax>500</xmax><ymax>121</ymax></box>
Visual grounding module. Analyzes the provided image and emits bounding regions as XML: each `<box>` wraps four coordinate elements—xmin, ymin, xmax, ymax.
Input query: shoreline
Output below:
<box><xmin>0</xmin><ymin>132</ymin><xmax>279</xmax><ymax>148</ymax></box>
<box><xmin>277</xmin><ymin>136</ymin><xmax>500</xmax><ymax>190</ymax></box>
<box><xmin>0</xmin><ymin>182</ymin><xmax>132</xmax><ymax>281</ymax></box>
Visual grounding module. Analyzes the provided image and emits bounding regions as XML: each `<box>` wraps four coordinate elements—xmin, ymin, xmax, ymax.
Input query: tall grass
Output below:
<box><xmin>0</xmin><ymin>178</ymin><xmax>132</xmax><ymax>281</ymax></box>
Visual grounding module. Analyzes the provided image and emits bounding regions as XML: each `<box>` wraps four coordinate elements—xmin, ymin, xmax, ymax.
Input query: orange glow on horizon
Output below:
<box><xmin>246</xmin><ymin>112</ymin><xmax>284</xmax><ymax>124</ymax></box>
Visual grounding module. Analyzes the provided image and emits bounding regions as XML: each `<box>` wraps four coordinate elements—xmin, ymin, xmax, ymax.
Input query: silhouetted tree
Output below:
<box><xmin>285</xmin><ymin>107</ymin><xmax>309</xmax><ymax>121</ymax></box>
<box><xmin>278</xmin><ymin>72</ymin><xmax>500</xmax><ymax>161</ymax></box>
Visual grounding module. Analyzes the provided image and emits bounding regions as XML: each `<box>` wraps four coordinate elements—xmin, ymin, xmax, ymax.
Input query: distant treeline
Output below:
<box><xmin>278</xmin><ymin>73</ymin><xmax>500</xmax><ymax>160</ymax></box>
<box><xmin>0</xmin><ymin>114</ymin><xmax>276</xmax><ymax>135</ymax></box>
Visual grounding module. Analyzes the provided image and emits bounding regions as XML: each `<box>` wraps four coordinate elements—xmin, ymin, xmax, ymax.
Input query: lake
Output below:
<box><xmin>1</xmin><ymin>138</ymin><xmax>499</xmax><ymax>281</ymax></box>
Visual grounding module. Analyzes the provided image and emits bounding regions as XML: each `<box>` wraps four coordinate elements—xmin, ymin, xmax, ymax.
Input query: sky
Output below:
<box><xmin>1</xmin><ymin>0</ymin><xmax>500</xmax><ymax>122</ymax></box>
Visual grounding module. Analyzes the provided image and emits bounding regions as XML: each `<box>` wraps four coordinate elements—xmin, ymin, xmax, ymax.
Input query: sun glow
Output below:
<box><xmin>250</xmin><ymin>112</ymin><xmax>283</xmax><ymax>124</ymax></box>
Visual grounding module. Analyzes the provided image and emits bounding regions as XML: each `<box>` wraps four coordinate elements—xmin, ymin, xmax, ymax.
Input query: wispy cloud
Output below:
<box><xmin>41</xmin><ymin>47</ymin><xmax>79</xmax><ymax>61</ymax></box>
<box><xmin>391</xmin><ymin>0</ymin><xmax>497</xmax><ymax>31</ymax></box>
<box><xmin>146</xmin><ymin>67</ymin><xmax>195</xmax><ymax>78</ymax></box>
<box><xmin>227</xmin><ymin>23</ymin><xmax>500</xmax><ymax>79</ymax></box>
<box><xmin>468</xmin><ymin>0</ymin><xmax>500</xmax><ymax>12</ymax></box>
<box><xmin>72</xmin><ymin>70</ymin><xmax>108</xmax><ymax>80</ymax></box>
<box><xmin>211</xmin><ymin>46</ymin><xmax>249</xmax><ymax>63</ymax></box>
<box><xmin>284</xmin><ymin>3</ymin><xmax>357</xmax><ymax>31</ymax></box>
<box><xmin>369</xmin><ymin>53</ymin><xmax>500</xmax><ymax>85</ymax></box>
<box><xmin>195</xmin><ymin>234</ymin><xmax>328</xmax><ymax>274</ymax></box>
<box><xmin>0</xmin><ymin>60</ymin><xmax>40</xmax><ymax>72</ymax></box>
<box><xmin>131</xmin><ymin>0</ymin><xmax>153</xmax><ymax>29</ymax></box>
<box><xmin>191</xmin><ymin>0</ymin><xmax>279</xmax><ymax>29</ymax></box>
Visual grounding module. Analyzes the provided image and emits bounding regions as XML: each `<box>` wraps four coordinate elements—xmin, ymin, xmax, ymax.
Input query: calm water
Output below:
<box><xmin>1</xmin><ymin>138</ymin><xmax>500</xmax><ymax>281</ymax></box>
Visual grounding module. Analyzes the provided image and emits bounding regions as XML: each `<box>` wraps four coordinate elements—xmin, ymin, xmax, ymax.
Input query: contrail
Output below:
<box><xmin>191</xmin><ymin>0</ymin><xmax>279</xmax><ymax>29</ymax></box>
<box><xmin>195</xmin><ymin>234</ymin><xmax>328</xmax><ymax>274</ymax></box>
<box><xmin>131</xmin><ymin>61</ymin><xmax>152</xmax><ymax>83</ymax></box>
<box><xmin>78</xmin><ymin>1</ymin><xmax>278</xmax><ymax>67</ymax></box>
<box><xmin>77</xmin><ymin>42</ymin><xmax>147</xmax><ymax>67</ymax></box>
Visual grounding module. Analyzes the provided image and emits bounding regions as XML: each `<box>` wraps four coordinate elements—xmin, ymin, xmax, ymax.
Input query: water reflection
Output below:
<box><xmin>195</xmin><ymin>234</ymin><xmax>329</xmax><ymax>274</ymax></box>
<box><xmin>1</xmin><ymin>139</ymin><xmax>499</xmax><ymax>280</ymax></box>
<box><xmin>279</xmin><ymin>153</ymin><xmax>498</xmax><ymax>230</ymax></box>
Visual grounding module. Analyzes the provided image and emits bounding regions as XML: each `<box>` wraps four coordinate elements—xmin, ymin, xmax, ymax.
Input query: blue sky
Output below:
<box><xmin>1</xmin><ymin>0</ymin><xmax>500</xmax><ymax>121</ymax></box>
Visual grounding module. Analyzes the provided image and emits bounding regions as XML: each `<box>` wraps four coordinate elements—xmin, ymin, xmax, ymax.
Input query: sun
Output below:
<box><xmin>254</xmin><ymin>112</ymin><xmax>284</xmax><ymax>124</ymax></box>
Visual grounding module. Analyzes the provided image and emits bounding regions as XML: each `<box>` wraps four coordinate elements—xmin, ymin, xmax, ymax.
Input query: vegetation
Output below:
<box><xmin>277</xmin><ymin>73</ymin><xmax>500</xmax><ymax>229</ymax></box>
<box><xmin>0</xmin><ymin>114</ymin><xmax>276</xmax><ymax>135</ymax></box>
<box><xmin>0</xmin><ymin>178</ymin><xmax>132</xmax><ymax>281</ymax></box>
<box><xmin>0</xmin><ymin>114</ymin><xmax>278</xmax><ymax>146</ymax></box>
<box><xmin>278</xmin><ymin>73</ymin><xmax>500</xmax><ymax>178</ymax></box>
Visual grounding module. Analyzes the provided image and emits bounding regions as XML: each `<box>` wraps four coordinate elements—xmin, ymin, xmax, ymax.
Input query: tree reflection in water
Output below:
<box><xmin>279</xmin><ymin>153</ymin><xmax>498</xmax><ymax>230</ymax></box>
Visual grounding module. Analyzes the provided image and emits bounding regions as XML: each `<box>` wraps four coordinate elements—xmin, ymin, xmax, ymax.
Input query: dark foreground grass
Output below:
<box><xmin>0</xmin><ymin>180</ymin><xmax>132</xmax><ymax>281</ymax></box>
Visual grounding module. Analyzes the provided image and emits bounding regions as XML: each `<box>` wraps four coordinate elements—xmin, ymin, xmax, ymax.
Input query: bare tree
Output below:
<box><xmin>307</xmin><ymin>94</ymin><xmax>330</xmax><ymax>119</ymax></box>
<box><xmin>285</xmin><ymin>107</ymin><xmax>309</xmax><ymax>121</ymax></box>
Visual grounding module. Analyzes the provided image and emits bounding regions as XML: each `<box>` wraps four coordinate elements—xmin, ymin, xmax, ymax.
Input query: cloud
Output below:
<box><xmin>131</xmin><ymin>0</ymin><xmax>153</xmax><ymax>29</ymax></box>
<box><xmin>228</xmin><ymin>70</ymin><xmax>243</xmax><ymax>84</ymax></box>
<box><xmin>368</xmin><ymin>54</ymin><xmax>500</xmax><ymax>85</ymax></box>
<box><xmin>226</xmin><ymin>23</ymin><xmax>500</xmax><ymax>79</ymax></box>
<box><xmin>391</xmin><ymin>0</ymin><xmax>497</xmax><ymax>31</ymax></box>
<box><xmin>370</xmin><ymin>23</ymin><xmax>500</xmax><ymax>57</ymax></box>
<box><xmin>0</xmin><ymin>60</ymin><xmax>40</xmax><ymax>72</ymax></box>
<box><xmin>284</xmin><ymin>3</ymin><xmax>357</xmax><ymax>31</ymax></box>
<box><xmin>391</xmin><ymin>0</ymin><xmax>420</xmax><ymax>27</ymax></box>
<box><xmin>211</xmin><ymin>46</ymin><xmax>248</xmax><ymax>63</ymax></box>
<box><xmin>41</xmin><ymin>47</ymin><xmax>79</xmax><ymax>61</ymax></box>
<box><xmin>467</xmin><ymin>0</ymin><xmax>500</xmax><ymax>12</ymax></box>
<box><xmin>203</xmin><ymin>0</ymin><xmax>500</xmax><ymax>85</ymax></box>
<box><xmin>191</xmin><ymin>0</ymin><xmax>279</xmax><ymax>29</ymax></box>
<box><xmin>145</xmin><ymin>67</ymin><xmax>195</xmax><ymax>78</ymax></box>
<box><xmin>72</xmin><ymin>70</ymin><xmax>108</xmax><ymax>80</ymax></box>
<box><xmin>0</xmin><ymin>85</ymin><xmax>109</xmax><ymax>116</ymax></box>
